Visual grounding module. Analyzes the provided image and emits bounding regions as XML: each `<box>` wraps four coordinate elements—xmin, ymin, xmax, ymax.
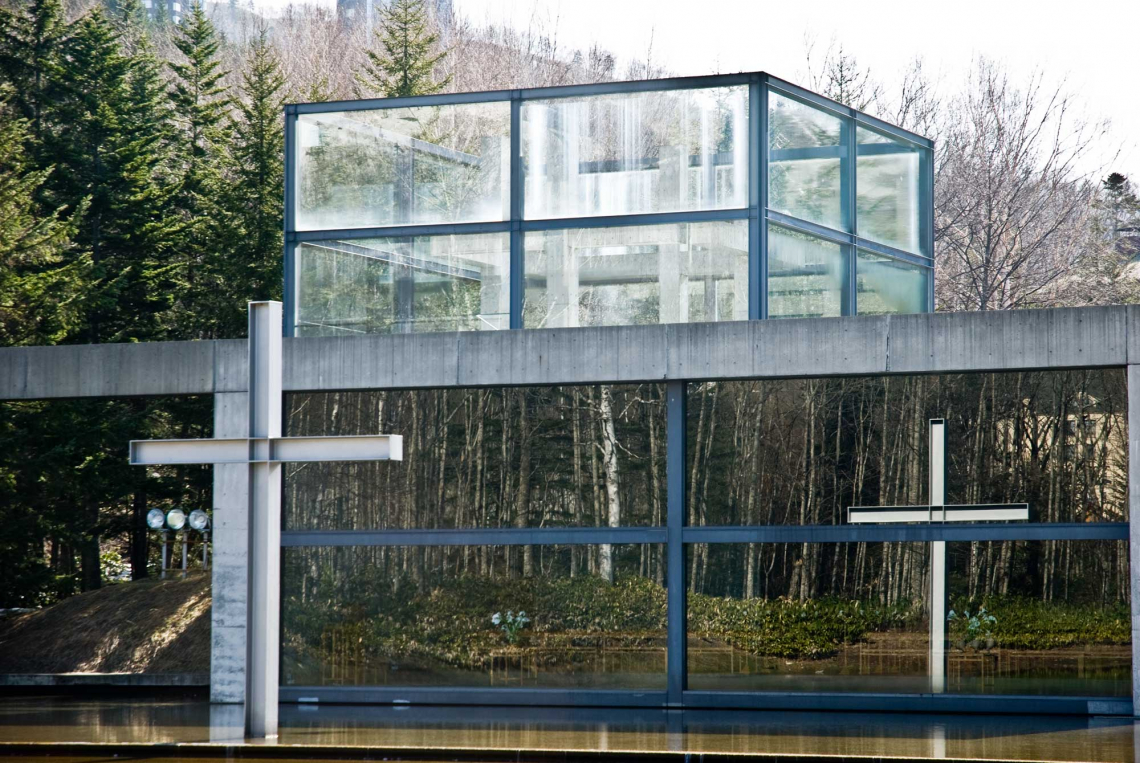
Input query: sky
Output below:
<box><xmin>251</xmin><ymin>0</ymin><xmax>1140</xmax><ymax>181</ymax></box>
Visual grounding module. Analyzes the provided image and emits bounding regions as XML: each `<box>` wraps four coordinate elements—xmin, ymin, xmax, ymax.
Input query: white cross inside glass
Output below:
<box><xmin>129</xmin><ymin>302</ymin><xmax>402</xmax><ymax>738</ymax></box>
<box><xmin>847</xmin><ymin>418</ymin><xmax>1028</xmax><ymax>693</ymax></box>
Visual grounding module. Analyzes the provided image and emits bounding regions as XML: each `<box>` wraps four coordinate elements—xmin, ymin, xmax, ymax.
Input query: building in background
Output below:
<box><xmin>337</xmin><ymin>0</ymin><xmax>453</xmax><ymax>30</ymax></box>
<box><xmin>142</xmin><ymin>0</ymin><xmax>184</xmax><ymax>24</ymax></box>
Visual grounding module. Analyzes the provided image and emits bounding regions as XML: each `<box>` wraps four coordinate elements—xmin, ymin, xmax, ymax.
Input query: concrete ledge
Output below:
<box><xmin>0</xmin><ymin>673</ymin><xmax>209</xmax><ymax>687</ymax></box>
<box><xmin>3</xmin><ymin>306</ymin><xmax>1139</xmax><ymax>400</ymax></box>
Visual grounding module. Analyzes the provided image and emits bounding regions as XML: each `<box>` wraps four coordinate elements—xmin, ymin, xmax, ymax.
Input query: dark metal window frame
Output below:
<box><xmin>280</xmin><ymin>378</ymin><xmax>1130</xmax><ymax>715</ymax></box>
<box><xmin>282</xmin><ymin>72</ymin><xmax>935</xmax><ymax>336</ymax></box>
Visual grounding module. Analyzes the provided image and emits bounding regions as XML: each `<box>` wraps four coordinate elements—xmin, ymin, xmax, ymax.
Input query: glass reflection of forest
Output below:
<box><xmin>282</xmin><ymin>544</ymin><xmax>668</xmax><ymax>689</ymax></box>
<box><xmin>283</xmin><ymin>368</ymin><xmax>1129</xmax><ymax>696</ymax></box>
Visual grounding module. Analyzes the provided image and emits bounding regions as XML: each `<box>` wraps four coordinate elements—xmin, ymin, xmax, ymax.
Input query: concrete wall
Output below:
<box><xmin>2</xmin><ymin>306</ymin><xmax>1138</xmax><ymax>400</ymax></box>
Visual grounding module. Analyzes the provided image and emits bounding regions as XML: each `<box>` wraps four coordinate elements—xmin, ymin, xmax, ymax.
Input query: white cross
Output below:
<box><xmin>129</xmin><ymin>302</ymin><xmax>402</xmax><ymax>738</ymax></box>
<box><xmin>847</xmin><ymin>419</ymin><xmax>1028</xmax><ymax>693</ymax></box>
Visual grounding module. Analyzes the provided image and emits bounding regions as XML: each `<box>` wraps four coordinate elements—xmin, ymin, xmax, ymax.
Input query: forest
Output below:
<box><xmin>2</xmin><ymin>0</ymin><xmax>1140</xmax><ymax>633</ymax></box>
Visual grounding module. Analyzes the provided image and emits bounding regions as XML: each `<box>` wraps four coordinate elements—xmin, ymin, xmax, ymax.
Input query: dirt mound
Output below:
<box><xmin>0</xmin><ymin>574</ymin><xmax>210</xmax><ymax>674</ymax></box>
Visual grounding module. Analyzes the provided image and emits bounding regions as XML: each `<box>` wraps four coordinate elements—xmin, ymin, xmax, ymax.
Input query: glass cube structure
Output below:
<box><xmin>285</xmin><ymin>73</ymin><xmax>933</xmax><ymax>336</ymax></box>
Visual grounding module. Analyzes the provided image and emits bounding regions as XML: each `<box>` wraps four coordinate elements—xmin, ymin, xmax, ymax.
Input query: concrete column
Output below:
<box><xmin>210</xmin><ymin>391</ymin><xmax>248</xmax><ymax>704</ymax></box>
<box><xmin>1128</xmin><ymin>364</ymin><xmax>1140</xmax><ymax>716</ymax></box>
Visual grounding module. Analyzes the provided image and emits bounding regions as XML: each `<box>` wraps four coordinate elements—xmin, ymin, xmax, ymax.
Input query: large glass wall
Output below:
<box><xmin>285</xmin><ymin>385</ymin><xmax>667</xmax><ymax>532</ymax></box>
<box><xmin>687</xmin><ymin>542</ymin><xmax>932</xmax><ymax>693</ymax></box>
<box><xmin>522</xmin><ymin>85</ymin><xmax>748</xmax><ymax>219</ymax></box>
<box><xmin>280</xmin><ymin>368</ymin><xmax>1129</xmax><ymax>709</ymax></box>
<box><xmin>945</xmin><ymin>540</ymin><xmax>1130</xmax><ymax>697</ymax></box>
<box><xmin>287</xmin><ymin>74</ymin><xmax>934</xmax><ymax>336</ymax></box>
<box><xmin>295</xmin><ymin>233</ymin><xmax>510</xmax><ymax>335</ymax></box>
<box><xmin>283</xmin><ymin>544</ymin><xmax>667</xmax><ymax>689</ymax></box>
<box><xmin>523</xmin><ymin>221</ymin><xmax>748</xmax><ymax>328</ymax></box>
<box><xmin>686</xmin><ymin>370</ymin><xmax>1128</xmax><ymax>527</ymax></box>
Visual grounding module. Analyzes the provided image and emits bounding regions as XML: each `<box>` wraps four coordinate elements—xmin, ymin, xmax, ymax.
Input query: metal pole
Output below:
<box><xmin>929</xmin><ymin>419</ymin><xmax>947</xmax><ymax>693</ymax></box>
<box><xmin>160</xmin><ymin>530</ymin><xmax>168</xmax><ymax>580</ymax></box>
<box><xmin>203</xmin><ymin>530</ymin><xmax>209</xmax><ymax>570</ymax></box>
<box><xmin>666</xmin><ymin>380</ymin><xmax>687</xmax><ymax>706</ymax></box>
<box><xmin>181</xmin><ymin>532</ymin><xmax>188</xmax><ymax>576</ymax></box>
<box><xmin>246</xmin><ymin>302</ymin><xmax>283</xmax><ymax>739</ymax></box>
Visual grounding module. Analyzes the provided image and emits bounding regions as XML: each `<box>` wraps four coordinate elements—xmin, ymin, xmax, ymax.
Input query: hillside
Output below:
<box><xmin>0</xmin><ymin>574</ymin><xmax>210</xmax><ymax>675</ymax></box>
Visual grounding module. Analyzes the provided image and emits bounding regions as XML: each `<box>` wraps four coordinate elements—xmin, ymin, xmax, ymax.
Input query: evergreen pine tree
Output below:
<box><xmin>167</xmin><ymin>1</ymin><xmax>233</xmax><ymax>338</ymax></box>
<box><xmin>357</xmin><ymin>0</ymin><xmax>451</xmax><ymax>97</ymax></box>
<box><xmin>168</xmin><ymin>1</ymin><xmax>230</xmax><ymax>207</ymax></box>
<box><xmin>215</xmin><ymin>24</ymin><xmax>285</xmax><ymax>337</ymax></box>
<box><xmin>0</xmin><ymin>87</ymin><xmax>86</xmax><ymax>347</ymax></box>
<box><xmin>0</xmin><ymin>0</ymin><xmax>67</xmax><ymax>149</ymax></box>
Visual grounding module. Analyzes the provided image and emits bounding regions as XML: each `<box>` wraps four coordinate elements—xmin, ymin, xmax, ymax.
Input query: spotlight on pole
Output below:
<box><xmin>165</xmin><ymin>508</ymin><xmax>187</xmax><ymax>531</ymax></box>
<box><xmin>188</xmin><ymin>509</ymin><xmax>210</xmax><ymax>531</ymax></box>
<box><xmin>146</xmin><ymin>508</ymin><xmax>166</xmax><ymax>530</ymax></box>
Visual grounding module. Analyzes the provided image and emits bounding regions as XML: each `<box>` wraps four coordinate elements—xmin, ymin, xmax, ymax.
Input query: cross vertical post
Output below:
<box><xmin>246</xmin><ymin>301</ymin><xmax>282</xmax><ymax>739</ymax></box>
<box><xmin>848</xmin><ymin>418</ymin><xmax>1028</xmax><ymax>696</ymax></box>
<box><xmin>929</xmin><ymin>418</ymin><xmax>947</xmax><ymax>693</ymax></box>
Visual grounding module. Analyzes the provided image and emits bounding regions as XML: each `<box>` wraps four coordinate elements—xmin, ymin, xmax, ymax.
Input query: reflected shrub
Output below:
<box><xmin>953</xmin><ymin>596</ymin><xmax>1130</xmax><ymax>650</ymax></box>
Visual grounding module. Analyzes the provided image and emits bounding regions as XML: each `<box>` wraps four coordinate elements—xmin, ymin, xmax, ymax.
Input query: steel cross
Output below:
<box><xmin>129</xmin><ymin>302</ymin><xmax>402</xmax><ymax>738</ymax></box>
<box><xmin>847</xmin><ymin>419</ymin><xmax>1028</xmax><ymax>692</ymax></box>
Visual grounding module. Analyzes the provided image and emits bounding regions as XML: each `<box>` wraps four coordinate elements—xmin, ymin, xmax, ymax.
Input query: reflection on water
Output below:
<box><xmin>0</xmin><ymin>698</ymin><xmax>1136</xmax><ymax>762</ymax></box>
<box><xmin>688</xmin><ymin>632</ymin><xmax>1131</xmax><ymax>696</ymax></box>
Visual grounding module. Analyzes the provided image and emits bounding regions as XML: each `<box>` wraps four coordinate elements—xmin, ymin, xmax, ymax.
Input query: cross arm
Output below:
<box><xmin>129</xmin><ymin>435</ymin><xmax>404</xmax><ymax>466</ymax></box>
<box><xmin>847</xmin><ymin>504</ymin><xmax>1030</xmax><ymax>524</ymax></box>
<box><xmin>130</xmin><ymin>438</ymin><xmax>251</xmax><ymax>465</ymax></box>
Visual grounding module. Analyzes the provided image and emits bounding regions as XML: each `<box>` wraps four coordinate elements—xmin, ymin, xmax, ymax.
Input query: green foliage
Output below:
<box><xmin>357</xmin><ymin>0</ymin><xmax>451</xmax><ymax>97</ymax></box>
<box><xmin>954</xmin><ymin>596</ymin><xmax>1131</xmax><ymax>650</ymax></box>
<box><xmin>0</xmin><ymin>87</ymin><xmax>86</xmax><ymax>346</ymax></box>
<box><xmin>689</xmin><ymin>593</ymin><xmax>919</xmax><ymax>659</ymax></box>
<box><xmin>210</xmin><ymin>24</ymin><xmax>285</xmax><ymax>337</ymax></box>
<box><xmin>947</xmin><ymin>606</ymin><xmax>996</xmax><ymax>643</ymax></box>
<box><xmin>100</xmin><ymin>549</ymin><xmax>128</xmax><ymax>583</ymax></box>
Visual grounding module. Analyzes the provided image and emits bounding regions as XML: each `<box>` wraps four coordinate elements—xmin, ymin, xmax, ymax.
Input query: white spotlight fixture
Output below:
<box><xmin>188</xmin><ymin>509</ymin><xmax>210</xmax><ymax>531</ymax></box>
<box><xmin>165</xmin><ymin>507</ymin><xmax>187</xmax><ymax>531</ymax></box>
<box><xmin>146</xmin><ymin>508</ymin><xmax>166</xmax><ymax>530</ymax></box>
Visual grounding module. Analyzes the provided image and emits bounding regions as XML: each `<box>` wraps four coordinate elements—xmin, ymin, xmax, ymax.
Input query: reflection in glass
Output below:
<box><xmin>688</xmin><ymin>370</ymin><xmax>1127</xmax><ymax>526</ymax></box>
<box><xmin>523</xmin><ymin>221</ymin><xmax>749</xmax><ymax>328</ymax></box>
<box><xmin>767</xmin><ymin>225</ymin><xmax>846</xmax><ymax>318</ymax></box>
<box><xmin>296</xmin><ymin>102</ymin><xmax>510</xmax><ymax>230</ymax></box>
<box><xmin>768</xmin><ymin>92</ymin><xmax>846</xmax><ymax>231</ymax></box>
<box><xmin>946</xmin><ymin>540</ymin><xmax>1130</xmax><ymax>697</ymax></box>
<box><xmin>522</xmin><ymin>86</ymin><xmax>748</xmax><ymax>219</ymax></box>
<box><xmin>856</xmin><ymin>126</ymin><xmax>923</xmax><ymax>255</ymax></box>
<box><xmin>282</xmin><ymin>544</ymin><xmax>667</xmax><ymax>689</ymax></box>
<box><xmin>295</xmin><ymin>233</ymin><xmax>510</xmax><ymax>336</ymax></box>
<box><xmin>687</xmin><ymin>543</ymin><xmax>932</xmax><ymax>693</ymax></box>
<box><xmin>285</xmin><ymin>385</ymin><xmax>667</xmax><ymax>532</ymax></box>
<box><xmin>856</xmin><ymin>251</ymin><xmax>928</xmax><ymax>315</ymax></box>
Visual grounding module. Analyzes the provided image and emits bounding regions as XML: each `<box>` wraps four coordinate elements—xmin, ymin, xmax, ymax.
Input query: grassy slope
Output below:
<box><xmin>0</xmin><ymin>573</ymin><xmax>210</xmax><ymax>674</ymax></box>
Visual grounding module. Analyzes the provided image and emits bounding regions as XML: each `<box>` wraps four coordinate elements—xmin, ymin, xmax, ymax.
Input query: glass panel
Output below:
<box><xmin>296</xmin><ymin>102</ymin><xmax>510</xmax><ymax>230</ymax></box>
<box><xmin>282</xmin><ymin>544</ymin><xmax>667</xmax><ymax>689</ymax></box>
<box><xmin>856</xmin><ymin>126</ymin><xmax>924</xmax><ymax>255</ymax></box>
<box><xmin>689</xmin><ymin>370</ymin><xmax>1128</xmax><ymax>526</ymax></box>
<box><xmin>523</xmin><ymin>221</ymin><xmax>748</xmax><ymax>328</ymax></box>
<box><xmin>285</xmin><ymin>385</ymin><xmax>667</xmax><ymax>530</ymax></box>
<box><xmin>295</xmin><ymin>233</ymin><xmax>509</xmax><ymax>336</ymax></box>
<box><xmin>946</xmin><ymin>540</ymin><xmax>1130</xmax><ymax>697</ymax></box>
<box><xmin>768</xmin><ymin>91</ymin><xmax>846</xmax><ymax>231</ymax></box>
<box><xmin>856</xmin><ymin>250</ymin><xmax>928</xmax><ymax>315</ymax></box>
<box><xmin>522</xmin><ymin>86</ymin><xmax>748</xmax><ymax>219</ymax></box>
<box><xmin>767</xmin><ymin>225</ymin><xmax>845</xmax><ymax>319</ymax></box>
<box><xmin>687</xmin><ymin>543</ymin><xmax>932</xmax><ymax>693</ymax></box>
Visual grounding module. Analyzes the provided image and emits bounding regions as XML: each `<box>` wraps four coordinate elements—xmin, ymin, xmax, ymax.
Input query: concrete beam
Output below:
<box><xmin>2</xmin><ymin>306</ymin><xmax>1139</xmax><ymax>401</ymax></box>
